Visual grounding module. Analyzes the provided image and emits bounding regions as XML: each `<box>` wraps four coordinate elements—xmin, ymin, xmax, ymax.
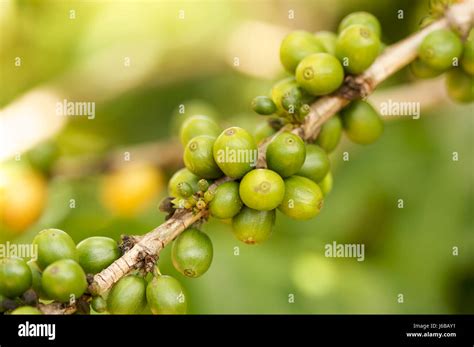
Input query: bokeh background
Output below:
<box><xmin>0</xmin><ymin>0</ymin><xmax>473</xmax><ymax>314</ymax></box>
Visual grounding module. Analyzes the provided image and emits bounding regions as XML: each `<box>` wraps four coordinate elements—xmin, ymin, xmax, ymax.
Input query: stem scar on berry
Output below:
<box><xmin>360</xmin><ymin>27</ymin><xmax>370</xmax><ymax>38</ymax></box>
<box><xmin>225</xmin><ymin>128</ymin><xmax>236</xmax><ymax>136</ymax></box>
<box><xmin>303</xmin><ymin>67</ymin><xmax>314</xmax><ymax>79</ymax></box>
<box><xmin>257</xmin><ymin>181</ymin><xmax>271</xmax><ymax>193</ymax></box>
<box><xmin>189</xmin><ymin>142</ymin><xmax>198</xmax><ymax>151</ymax></box>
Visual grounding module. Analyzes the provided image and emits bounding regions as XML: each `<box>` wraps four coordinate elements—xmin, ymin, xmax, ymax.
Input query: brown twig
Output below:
<box><xmin>38</xmin><ymin>302</ymin><xmax>78</xmax><ymax>315</ymax></box>
<box><xmin>90</xmin><ymin>209</ymin><xmax>207</xmax><ymax>295</ymax></box>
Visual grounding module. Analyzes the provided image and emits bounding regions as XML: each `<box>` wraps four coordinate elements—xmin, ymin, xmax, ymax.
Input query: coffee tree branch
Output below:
<box><xmin>89</xmin><ymin>209</ymin><xmax>207</xmax><ymax>295</ymax></box>
<box><xmin>41</xmin><ymin>0</ymin><xmax>473</xmax><ymax>313</ymax></box>
<box><xmin>91</xmin><ymin>0</ymin><xmax>474</xmax><ymax>296</ymax></box>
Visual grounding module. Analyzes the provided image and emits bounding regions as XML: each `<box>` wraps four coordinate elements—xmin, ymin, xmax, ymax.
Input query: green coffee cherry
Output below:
<box><xmin>297</xmin><ymin>144</ymin><xmax>330</xmax><ymax>183</ymax></box>
<box><xmin>32</xmin><ymin>228</ymin><xmax>77</xmax><ymax>270</ymax></box>
<box><xmin>42</xmin><ymin>259</ymin><xmax>87</xmax><ymax>303</ymax></box>
<box><xmin>204</xmin><ymin>190</ymin><xmax>215</xmax><ymax>203</ymax></box>
<box><xmin>168</xmin><ymin>168</ymin><xmax>200</xmax><ymax>198</ymax></box>
<box><xmin>254</xmin><ymin>121</ymin><xmax>276</xmax><ymax>143</ymax></box>
<box><xmin>209</xmin><ymin>181</ymin><xmax>243</xmax><ymax>219</ymax></box>
<box><xmin>341</xmin><ymin>100</ymin><xmax>384</xmax><ymax>144</ymax></box>
<box><xmin>318</xmin><ymin>171</ymin><xmax>333</xmax><ymax>196</ymax></box>
<box><xmin>198</xmin><ymin>179</ymin><xmax>209</xmax><ymax>192</ymax></box>
<box><xmin>107</xmin><ymin>275</ymin><xmax>147</xmax><ymax>314</ymax></box>
<box><xmin>232</xmin><ymin>207</ymin><xmax>275</xmax><ymax>245</ymax></box>
<box><xmin>315</xmin><ymin>115</ymin><xmax>342</xmax><ymax>152</ymax></box>
<box><xmin>338</xmin><ymin>11</ymin><xmax>382</xmax><ymax>38</ymax></box>
<box><xmin>299</xmin><ymin>104</ymin><xmax>311</xmax><ymax>117</ymax></box>
<box><xmin>336</xmin><ymin>24</ymin><xmax>380</xmax><ymax>74</ymax></box>
<box><xmin>184</xmin><ymin>135</ymin><xmax>223</xmax><ymax>179</ymax></box>
<box><xmin>177</xmin><ymin>182</ymin><xmax>194</xmax><ymax>198</ymax></box>
<box><xmin>296</xmin><ymin>53</ymin><xmax>344</xmax><ymax>96</ymax></box>
<box><xmin>171</xmin><ymin>99</ymin><xmax>219</xmax><ymax>134</ymax></box>
<box><xmin>196</xmin><ymin>199</ymin><xmax>206</xmax><ymax>210</ymax></box>
<box><xmin>213</xmin><ymin>127</ymin><xmax>257</xmax><ymax>179</ymax></box>
<box><xmin>186</xmin><ymin>195</ymin><xmax>198</xmax><ymax>207</ymax></box>
<box><xmin>172</xmin><ymin>228</ymin><xmax>213</xmax><ymax>278</ymax></box>
<box><xmin>278</xmin><ymin>176</ymin><xmax>324</xmax><ymax>220</ymax></box>
<box><xmin>418</xmin><ymin>29</ymin><xmax>463</xmax><ymax>71</ymax></box>
<box><xmin>77</xmin><ymin>237</ymin><xmax>120</xmax><ymax>275</ymax></box>
<box><xmin>172</xmin><ymin>197</ymin><xmax>187</xmax><ymax>209</ymax></box>
<box><xmin>461</xmin><ymin>29</ymin><xmax>474</xmax><ymax>75</ymax></box>
<box><xmin>445</xmin><ymin>68</ymin><xmax>474</xmax><ymax>103</ymax></box>
<box><xmin>280</xmin><ymin>30</ymin><xmax>325</xmax><ymax>73</ymax></box>
<box><xmin>182</xmin><ymin>200</ymin><xmax>193</xmax><ymax>209</ymax></box>
<box><xmin>146</xmin><ymin>275</ymin><xmax>187</xmax><ymax>314</ymax></box>
<box><xmin>281</xmin><ymin>93</ymin><xmax>301</xmax><ymax>114</ymax></box>
<box><xmin>252</xmin><ymin>96</ymin><xmax>277</xmax><ymax>115</ymax></box>
<box><xmin>271</xmin><ymin>77</ymin><xmax>308</xmax><ymax>117</ymax></box>
<box><xmin>314</xmin><ymin>31</ymin><xmax>338</xmax><ymax>55</ymax></box>
<box><xmin>239</xmin><ymin>169</ymin><xmax>285</xmax><ymax>211</ymax></box>
<box><xmin>11</xmin><ymin>306</ymin><xmax>42</xmax><ymax>315</ymax></box>
<box><xmin>179</xmin><ymin>115</ymin><xmax>221</xmax><ymax>146</ymax></box>
<box><xmin>91</xmin><ymin>296</ymin><xmax>107</xmax><ymax>313</ymax></box>
<box><xmin>0</xmin><ymin>257</ymin><xmax>32</xmax><ymax>298</ymax></box>
<box><xmin>410</xmin><ymin>59</ymin><xmax>443</xmax><ymax>79</ymax></box>
<box><xmin>266</xmin><ymin>132</ymin><xmax>306</xmax><ymax>177</ymax></box>
<box><xmin>27</xmin><ymin>261</ymin><xmax>48</xmax><ymax>300</ymax></box>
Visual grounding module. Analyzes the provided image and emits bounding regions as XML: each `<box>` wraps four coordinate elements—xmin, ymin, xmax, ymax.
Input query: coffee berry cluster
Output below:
<box><xmin>0</xmin><ymin>227</ymin><xmax>197</xmax><ymax>314</ymax></box>
<box><xmin>1</xmin><ymin>6</ymin><xmax>471</xmax><ymax>316</ymax></box>
<box><xmin>411</xmin><ymin>27</ymin><xmax>473</xmax><ymax>102</ymax></box>
<box><xmin>169</xmin><ymin>12</ymin><xmax>391</xmax><ymax>254</ymax></box>
<box><xmin>411</xmin><ymin>0</ymin><xmax>473</xmax><ymax>102</ymax></box>
<box><xmin>252</xmin><ymin>14</ymin><xmax>388</xmax><ymax>164</ymax></box>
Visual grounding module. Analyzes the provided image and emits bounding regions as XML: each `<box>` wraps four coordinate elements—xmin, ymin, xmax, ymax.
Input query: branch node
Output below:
<box><xmin>75</xmin><ymin>295</ymin><xmax>91</xmax><ymax>315</ymax></box>
<box><xmin>338</xmin><ymin>75</ymin><xmax>373</xmax><ymax>100</ymax></box>
<box><xmin>88</xmin><ymin>282</ymin><xmax>100</xmax><ymax>296</ymax></box>
<box><xmin>22</xmin><ymin>289</ymin><xmax>39</xmax><ymax>307</ymax></box>
<box><xmin>268</xmin><ymin>117</ymin><xmax>285</xmax><ymax>131</ymax></box>
<box><xmin>86</xmin><ymin>273</ymin><xmax>95</xmax><ymax>285</ymax></box>
<box><xmin>120</xmin><ymin>235</ymin><xmax>142</xmax><ymax>254</ymax></box>
<box><xmin>159</xmin><ymin>196</ymin><xmax>176</xmax><ymax>219</ymax></box>
<box><xmin>143</xmin><ymin>253</ymin><xmax>158</xmax><ymax>273</ymax></box>
<box><xmin>38</xmin><ymin>301</ymin><xmax>77</xmax><ymax>315</ymax></box>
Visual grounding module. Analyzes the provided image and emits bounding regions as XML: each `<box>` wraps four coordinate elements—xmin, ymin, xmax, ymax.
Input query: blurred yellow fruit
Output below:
<box><xmin>0</xmin><ymin>166</ymin><xmax>47</xmax><ymax>233</ymax></box>
<box><xmin>101</xmin><ymin>163</ymin><xmax>164</xmax><ymax>217</ymax></box>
